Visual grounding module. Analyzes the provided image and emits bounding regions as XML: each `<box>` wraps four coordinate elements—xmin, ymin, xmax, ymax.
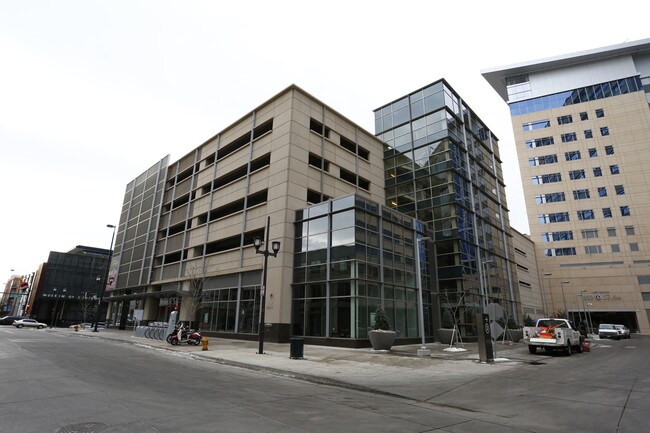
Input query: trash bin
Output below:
<box><xmin>290</xmin><ymin>337</ymin><xmax>304</xmax><ymax>359</ymax></box>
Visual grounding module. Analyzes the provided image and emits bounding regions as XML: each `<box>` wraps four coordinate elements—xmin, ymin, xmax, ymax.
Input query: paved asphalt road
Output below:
<box><xmin>0</xmin><ymin>327</ymin><xmax>648</xmax><ymax>433</ymax></box>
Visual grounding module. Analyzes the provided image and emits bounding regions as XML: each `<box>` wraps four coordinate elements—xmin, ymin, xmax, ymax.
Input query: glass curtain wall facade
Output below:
<box><xmin>374</xmin><ymin>79</ymin><xmax>519</xmax><ymax>338</ymax></box>
<box><xmin>292</xmin><ymin>194</ymin><xmax>431</xmax><ymax>342</ymax></box>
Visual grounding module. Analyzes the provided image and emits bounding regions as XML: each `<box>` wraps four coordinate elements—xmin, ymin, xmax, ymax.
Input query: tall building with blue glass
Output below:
<box><xmin>374</xmin><ymin>79</ymin><xmax>519</xmax><ymax>339</ymax></box>
<box><xmin>483</xmin><ymin>39</ymin><xmax>650</xmax><ymax>333</ymax></box>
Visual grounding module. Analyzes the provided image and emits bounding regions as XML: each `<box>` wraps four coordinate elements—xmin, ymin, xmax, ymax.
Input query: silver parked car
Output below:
<box><xmin>598</xmin><ymin>323</ymin><xmax>621</xmax><ymax>340</ymax></box>
<box><xmin>614</xmin><ymin>324</ymin><xmax>631</xmax><ymax>339</ymax></box>
<box><xmin>13</xmin><ymin>319</ymin><xmax>47</xmax><ymax>329</ymax></box>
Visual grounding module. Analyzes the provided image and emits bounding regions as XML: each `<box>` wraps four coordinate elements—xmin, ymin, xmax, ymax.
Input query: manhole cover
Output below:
<box><xmin>55</xmin><ymin>422</ymin><xmax>108</xmax><ymax>433</ymax></box>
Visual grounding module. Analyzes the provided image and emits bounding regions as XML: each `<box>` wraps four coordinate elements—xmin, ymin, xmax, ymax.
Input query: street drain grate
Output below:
<box><xmin>55</xmin><ymin>422</ymin><xmax>108</xmax><ymax>433</ymax></box>
<box><xmin>529</xmin><ymin>360</ymin><xmax>546</xmax><ymax>365</ymax></box>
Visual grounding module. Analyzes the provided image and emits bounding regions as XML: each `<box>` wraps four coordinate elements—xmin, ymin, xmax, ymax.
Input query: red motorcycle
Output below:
<box><xmin>167</xmin><ymin>328</ymin><xmax>202</xmax><ymax>346</ymax></box>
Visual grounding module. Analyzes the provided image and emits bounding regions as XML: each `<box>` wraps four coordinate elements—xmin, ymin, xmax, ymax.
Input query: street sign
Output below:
<box><xmin>485</xmin><ymin>303</ymin><xmax>504</xmax><ymax>321</ymax></box>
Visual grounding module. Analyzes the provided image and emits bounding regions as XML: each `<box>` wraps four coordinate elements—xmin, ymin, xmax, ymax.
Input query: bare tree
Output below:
<box><xmin>183</xmin><ymin>265</ymin><xmax>209</xmax><ymax>329</ymax></box>
<box><xmin>440</xmin><ymin>291</ymin><xmax>466</xmax><ymax>348</ymax></box>
<box><xmin>79</xmin><ymin>292</ymin><xmax>95</xmax><ymax>329</ymax></box>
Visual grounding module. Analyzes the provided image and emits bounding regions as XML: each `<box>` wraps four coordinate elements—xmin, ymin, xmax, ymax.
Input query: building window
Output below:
<box><xmin>539</xmin><ymin>212</ymin><xmax>570</xmax><ymax>224</ymax></box>
<box><xmin>585</xmin><ymin>245</ymin><xmax>602</xmax><ymax>254</ymax></box>
<box><xmin>523</xmin><ymin>119</ymin><xmax>551</xmax><ymax>131</ymax></box>
<box><xmin>583</xmin><ymin>130</ymin><xmax>593</xmax><ymax>139</ymax></box>
<box><xmin>593</xmin><ymin>167</ymin><xmax>602</xmax><ymax>177</ymax></box>
<box><xmin>597</xmin><ymin>187</ymin><xmax>607</xmax><ymax>197</ymax></box>
<box><xmin>339</xmin><ymin>167</ymin><xmax>370</xmax><ymax>191</ymax></box>
<box><xmin>611</xmin><ymin>244</ymin><xmax>620</xmax><ymax>253</ymax></box>
<box><xmin>565</xmin><ymin>151</ymin><xmax>581</xmax><ymax>161</ymax></box>
<box><xmin>544</xmin><ymin>247</ymin><xmax>577</xmax><ymax>257</ymax></box>
<box><xmin>615</xmin><ymin>185</ymin><xmax>625</xmax><ymax>195</ymax></box>
<box><xmin>308</xmin><ymin>153</ymin><xmax>330</xmax><ymax>172</ymax></box>
<box><xmin>588</xmin><ymin>148</ymin><xmax>598</xmax><ymax>158</ymax></box>
<box><xmin>625</xmin><ymin>226</ymin><xmax>635</xmax><ymax>236</ymax></box>
<box><xmin>561</xmin><ymin>132</ymin><xmax>577</xmax><ymax>143</ymax></box>
<box><xmin>535</xmin><ymin>192</ymin><xmax>566</xmax><ymax>204</ymax></box>
<box><xmin>595</xmin><ymin>108</ymin><xmax>605</xmax><ymax>118</ymax></box>
<box><xmin>605</xmin><ymin>145</ymin><xmax>614</xmax><ymax>155</ymax></box>
<box><xmin>607</xmin><ymin>227</ymin><xmax>616</xmax><ymax>237</ymax></box>
<box><xmin>603</xmin><ymin>208</ymin><xmax>612</xmax><ymax>218</ymax></box>
<box><xmin>541</xmin><ymin>231</ymin><xmax>574</xmax><ymax>242</ymax></box>
<box><xmin>532</xmin><ymin>173</ymin><xmax>562</xmax><ymax>184</ymax></box>
<box><xmin>307</xmin><ymin>189</ymin><xmax>331</xmax><ymax>204</ymax></box>
<box><xmin>557</xmin><ymin>115</ymin><xmax>573</xmax><ymax>125</ymax></box>
<box><xmin>600</xmin><ymin>127</ymin><xmax>610</xmax><ymax>136</ymax></box>
<box><xmin>526</xmin><ymin>136</ymin><xmax>554</xmax><ymax>149</ymax></box>
<box><xmin>630</xmin><ymin>243</ymin><xmax>640</xmax><ymax>252</ymax></box>
<box><xmin>610</xmin><ymin>165</ymin><xmax>620</xmax><ymax>175</ymax></box>
<box><xmin>509</xmin><ymin>77</ymin><xmax>642</xmax><ymax>116</ymax></box>
<box><xmin>310</xmin><ymin>118</ymin><xmax>330</xmax><ymax>138</ymax></box>
<box><xmin>581</xmin><ymin>229</ymin><xmax>599</xmax><ymax>239</ymax></box>
<box><xmin>339</xmin><ymin>135</ymin><xmax>370</xmax><ymax>160</ymax></box>
<box><xmin>573</xmin><ymin>189</ymin><xmax>590</xmax><ymax>200</ymax></box>
<box><xmin>529</xmin><ymin>154</ymin><xmax>558</xmax><ymax>166</ymax></box>
<box><xmin>620</xmin><ymin>206</ymin><xmax>631</xmax><ymax>216</ymax></box>
<box><xmin>577</xmin><ymin>209</ymin><xmax>595</xmax><ymax>220</ymax></box>
<box><xmin>580</xmin><ymin>112</ymin><xmax>589</xmax><ymax>121</ymax></box>
<box><xmin>569</xmin><ymin>169</ymin><xmax>586</xmax><ymax>180</ymax></box>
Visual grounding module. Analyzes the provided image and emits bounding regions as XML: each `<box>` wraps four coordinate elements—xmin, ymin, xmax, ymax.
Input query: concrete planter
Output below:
<box><xmin>368</xmin><ymin>330</ymin><xmax>396</xmax><ymax>350</ymax></box>
<box><xmin>505</xmin><ymin>329</ymin><xmax>523</xmax><ymax>342</ymax></box>
<box><xmin>437</xmin><ymin>328</ymin><xmax>455</xmax><ymax>345</ymax></box>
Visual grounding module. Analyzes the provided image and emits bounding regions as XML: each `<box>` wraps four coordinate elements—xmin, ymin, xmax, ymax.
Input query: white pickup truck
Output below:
<box><xmin>523</xmin><ymin>318</ymin><xmax>583</xmax><ymax>355</ymax></box>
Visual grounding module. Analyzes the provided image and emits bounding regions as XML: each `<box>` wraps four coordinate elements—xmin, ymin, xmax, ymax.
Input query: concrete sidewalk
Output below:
<box><xmin>56</xmin><ymin>327</ymin><xmax>533</xmax><ymax>401</ymax></box>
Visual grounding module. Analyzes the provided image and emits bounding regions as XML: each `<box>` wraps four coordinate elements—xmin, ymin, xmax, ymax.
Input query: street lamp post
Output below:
<box><xmin>93</xmin><ymin>224</ymin><xmax>116</xmax><ymax>332</ymax></box>
<box><xmin>575</xmin><ymin>294</ymin><xmax>584</xmax><ymax>325</ymax></box>
<box><xmin>543</xmin><ymin>272</ymin><xmax>553</xmax><ymax>315</ymax></box>
<box><xmin>415</xmin><ymin>236</ymin><xmax>431</xmax><ymax>357</ymax></box>
<box><xmin>253</xmin><ymin>216</ymin><xmax>280</xmax><ymax>355</ymax></box>
<box><xmin>560</xmin><ymin>280</ymin><xmax>570</xmax><ymax>319</ymax></box>
<box><xmin>581</xmin><ymin>290</ymin><xmax>593</xmax><ymax>334</ymax></box>
<box><xmin>51</xmin><ymin>288</ymin><xmax>67</xmax><ymax>328</ymax></box>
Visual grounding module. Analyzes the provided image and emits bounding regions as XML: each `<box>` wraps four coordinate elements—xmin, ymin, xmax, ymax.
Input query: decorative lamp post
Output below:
<box><xmin>93</xmin><ymin>224</ymin><xmax>116</xmax><ymax>332</ymax></box>
<box><xmin>253</xmin><ymin>216</ymin><xmax>280</xmax><ymax>355</ymax></box>
<box><xmin>415</xmin><ymin>236</ymin><xmax>431</xmax><ymax>357</ymax></box>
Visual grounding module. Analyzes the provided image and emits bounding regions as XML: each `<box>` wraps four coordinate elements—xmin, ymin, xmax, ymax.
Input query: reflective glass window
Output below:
<box><xmin>332</xmin><ymin>210</ymin><xmax>354</xmax><ymax>230</ymax></box>
<box><xmin>308</xmin><ymin>216</ymin><xmax>328</xmax><ymax>235</ymax></box>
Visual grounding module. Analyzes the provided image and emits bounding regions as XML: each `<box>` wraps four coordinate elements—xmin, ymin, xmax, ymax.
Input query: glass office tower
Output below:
<box><xmin>374</xmin><ymin>79</ymin><xmax>519</xmax><ymax>338</ymax></box>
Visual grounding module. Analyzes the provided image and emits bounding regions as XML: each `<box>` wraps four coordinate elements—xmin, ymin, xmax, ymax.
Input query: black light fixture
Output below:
<box><xmin>254</xmin><ymin>216</ymin><xmax>280</xmax><ymax>355</ymax></box>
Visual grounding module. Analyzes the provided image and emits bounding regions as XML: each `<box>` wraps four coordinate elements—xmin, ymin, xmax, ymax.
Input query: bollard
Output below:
<box><xmin>201</xmin><ymin>337</ymin><xmax>209</xmax><ymax>351</ymax></box>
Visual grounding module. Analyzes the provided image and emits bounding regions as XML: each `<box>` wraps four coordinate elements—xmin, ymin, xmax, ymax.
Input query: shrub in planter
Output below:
<box><xmin>368</xmin><ymin>309</ymin><xmax>396</xmax><ymax>350</ymax></box>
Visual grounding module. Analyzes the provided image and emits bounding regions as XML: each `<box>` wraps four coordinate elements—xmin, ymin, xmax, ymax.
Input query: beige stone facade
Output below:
<box><xmin>107</xmin><ymin>85</ymin><xmax>387</xmax><ymax>342</ymax></box>
<box><xmin>510</xmin><ymin>229</ymin><xmax>543</xmax><ymax>321</ymax></box>
<box><xmin>483</xmin><ymin>39</ymin><xmax>650</xmax><ymax>333</ymax></box>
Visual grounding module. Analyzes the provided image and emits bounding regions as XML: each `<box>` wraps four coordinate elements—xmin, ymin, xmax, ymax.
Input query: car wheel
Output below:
<box><xmin>37</xmin><ymin>325</ymin><xmax>44</xmax><ymax>329</ymax></box>
<box><xmin>564</xmin><ymin>341</ymin><xmax>572</xmax><ymax>356</ymax></box>
<box><xmin>576</xmin><ymin>339</ymin><xmax>583</xmax><ymax>353</ymax></box>
<box><xmin>16</xmin><ymin>324</ymin><xmax>23</xmax><ymax>328</ymax></box>
<box><xmin>528</xmin><ymin>345</ymin><xmax>537</xmax><ymax>354</ymax></box>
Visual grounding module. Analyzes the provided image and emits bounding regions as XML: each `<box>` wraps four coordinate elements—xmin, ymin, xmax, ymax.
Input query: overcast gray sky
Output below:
<box><xmin>2</xmin><ymin>0</ymin><xmax>648</xmax><ymax>280</ymax></box>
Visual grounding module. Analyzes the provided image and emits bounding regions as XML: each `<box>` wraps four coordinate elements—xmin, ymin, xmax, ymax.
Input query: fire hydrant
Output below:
<box><xmin>74</xmin><ymin>325</ymin><xmax>79</xmax><ymax>332</ymax></box>
<box><xmin>201</xmin><ymin>337</ymin><xmax>209</xmax><ymax>351</ymax></box>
